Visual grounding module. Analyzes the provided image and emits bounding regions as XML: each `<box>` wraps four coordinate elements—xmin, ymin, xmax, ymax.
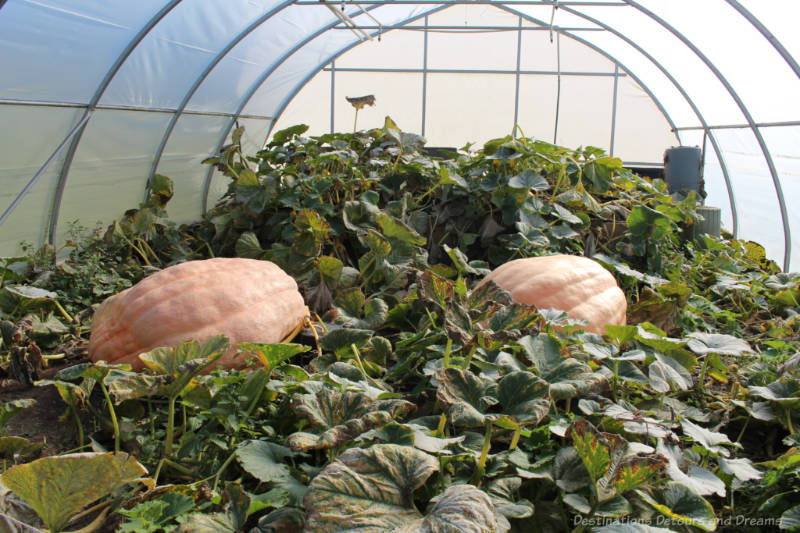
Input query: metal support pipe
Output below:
<box><xmin>45</xmin><ymin>1</ymin><xmax>183</xmax><ymax>250</ymax></box>
<box><xmin>610</xmin><ymin>64</ymin><xmax>619</xmax><ymax>156</ymax></box>
<box><xmin>296</xmin><ymin>1</ymin><xmax>629</xmax><ymax>5</ymax></box>
<box><xmin>725</xmin><ymin>0</ymin><xmax>800</xmax><ymax>80</ymax></box>
<box><xmin>330</xmin><ymin>24</ymin><xmax>604</xmax><ymax>31</ymax></box>
<box><xmin>553</xmin><ymin>31</ymin><xmax>561</xmax><ymax>144</ymax></box>
<box><xmin>321</xmin><ymin>66</ymin><xmax>625</xmax><ymax>76</ymax></box>
<box><xmin>145</xmin><ymin>0</ymin><xmax>295</xmax><ymax>203</ymax></box>
<box><xmin>330</xmin><ymin>59</ymin><xmax>336</xmax><ymax>133</ymax></box>
<box><xmin>557</xmin><ymin>4</ymin><xmax>739</xmax><ymax>240</ymax></box>
<box><xmin>513</xmin><ymin>16</ymin><xmax>523</xmax><ymax>136</ymax></box>
<box><xmin>675</xmin><ymin>120</ymin><xmax>800</xmax><ymax>131</ymax></box>
<box><xmin>624</xmin><ymin>0</ymin><xmax>790</xmax><ymax>269</ymax></box>
<box><xmin>0</xmin><ymin>100</ymin><xmax>274</xmax><ymax>120</ymax></box>
<box><xmin>422</xmin><ymin>15</ymin><xmax>429</xmax><ymax>136</ymax></box>
<box><xmin>0</xmin><ymin>112</ymin><xmax>92</xmax><ymax>228</ymax></box>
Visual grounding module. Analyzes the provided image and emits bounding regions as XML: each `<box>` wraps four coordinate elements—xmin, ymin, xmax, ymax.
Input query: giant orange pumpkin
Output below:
<box><xmin>478</xmin><ymin>255</ymin><xmax>626</xmax><ymax>334</ymax></box>
<box><xmin>88</xmin><ymin>258</ymin><xmax>307</xmax><ymax>370</ymax></box>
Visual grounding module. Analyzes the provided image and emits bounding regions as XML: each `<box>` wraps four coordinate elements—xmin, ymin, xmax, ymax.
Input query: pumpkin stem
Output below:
<box><xmin>443</xmin><ymin>337</ymin><xmax>452</xmax><ymax>368</ymax></box>
<box><xmin>351</xmin><ymin>343</ymin><xmax>384</xmax><ymax>392</ymax></box>
<box><xmin>99</xmin><ymin>381</ymin><xmax>120</xmax><ymax>454</ymax></box>
<box><xmin>471</xmin><ymin>420</ymin><xmax>493</xmax><ymax>486</ymax></box>
<box><xmin>52</xmin><ymin>300</ymin><xmax>73</xmax><ymax>323</ymax></box>
<box><xmin>435</xmin><ymin>412</ymin><xmax>447</xmax><ymax>438</ymax></box>
<box><xmin>462</xmin><ymin>345</ymin><xmax>477</xmax><ymax>370</ymax></box>
<box><xmin>509</xmin><ymin>426</ymin><xmax>522</xmax><ymax>451</ymax></box>
<box><xmin>308</xmin><ymin>311</ymin><xmax>325</xmax><ymax>360</ymax></box>
<box><xmin>164</xmin><ymin>395</ymin><xmax>177</xmax><ymax>457</ymax></box>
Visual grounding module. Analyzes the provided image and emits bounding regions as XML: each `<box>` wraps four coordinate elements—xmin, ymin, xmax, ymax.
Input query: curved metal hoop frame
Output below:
<box><xmin>2</xmin><ymin>0</ymin><xmax>795</xmax><ymax>269</ymax></box>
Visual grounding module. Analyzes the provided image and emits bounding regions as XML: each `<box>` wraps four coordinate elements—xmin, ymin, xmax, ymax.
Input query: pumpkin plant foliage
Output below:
<box><xmin>1</xmin><ymin>118</ymin><xmax>799</xmax><ymax>532</ymax></box>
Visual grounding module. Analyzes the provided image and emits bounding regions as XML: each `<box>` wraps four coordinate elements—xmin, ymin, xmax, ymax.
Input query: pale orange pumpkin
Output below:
<box><xmin>478</xmin><ymin>255</ymin><xmax>627</xmax><ymax>334</ymax></box>
<box><xmin>88</xmin><ymin>258</ymin><xmax>307</xmax><ymax>370</ymax></box>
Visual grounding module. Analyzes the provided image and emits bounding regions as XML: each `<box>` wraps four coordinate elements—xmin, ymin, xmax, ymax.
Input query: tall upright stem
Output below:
<box><xmin>471</xmin><ymin>420</ymin><xmax>493</xmax><ymax>486</ymax></box>
<box><xmin>164</xmin><ymin>396</ymin><xmax>177</xmax><ymax>457</ymax></box>
<box><xmin>99</xmin><ymin>381</ymin><xmax>120</xmax><ymax>453</ymax></box>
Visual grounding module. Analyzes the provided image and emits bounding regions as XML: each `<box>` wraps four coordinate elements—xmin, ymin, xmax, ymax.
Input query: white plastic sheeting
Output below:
<box><xmin>0</xmin><ymin>0</ymin><xmax>798</xmax><ymax>271</ymax></box>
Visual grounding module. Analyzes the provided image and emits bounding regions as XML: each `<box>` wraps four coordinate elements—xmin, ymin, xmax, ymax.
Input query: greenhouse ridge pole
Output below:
<box><xmin>145</xmin><ymin>0</ymin><xmax>296</xmax><ymax>202</ymax></box>
<box><xmin>322</xmin><ymin>67</ymin><xmax>622</xmax><ymax>75</ymax></box>
<box><xmin>558</xmin><ymin>4</ymin><xmax>739</xmax><ymax>240</ymax></box>
<box><xmin>45</xmin><ymin>1</ymin><xmax>183</xmax><ymax>250</ymax></box>
<box><xmin>624</xmin><ymin>0</ymin><xmax>791</xmax><ymax>270</ymax></box>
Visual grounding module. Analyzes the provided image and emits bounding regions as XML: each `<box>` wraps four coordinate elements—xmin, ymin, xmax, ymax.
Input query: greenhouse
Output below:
<box><xmin>1</xmin><ymin>1</ymin><xmax>800</xmax><ymax>532</ymax></box>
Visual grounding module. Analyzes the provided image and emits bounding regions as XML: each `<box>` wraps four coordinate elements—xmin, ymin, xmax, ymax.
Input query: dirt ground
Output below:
<box><xmin>1</xmin><ymin>364</ymin><xmax>82</xmax><ymax>457</ymax></box>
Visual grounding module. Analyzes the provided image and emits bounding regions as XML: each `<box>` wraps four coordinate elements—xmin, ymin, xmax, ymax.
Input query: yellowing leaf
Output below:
<box><xmin>614</xmin><ymin>455</ymin><xmax>668</xmax><ymax>494</ymax></box>
<box><xmin>1</xmin><ymin>452</ymin><xmax>148</xmax><ymax>533</ymax></box>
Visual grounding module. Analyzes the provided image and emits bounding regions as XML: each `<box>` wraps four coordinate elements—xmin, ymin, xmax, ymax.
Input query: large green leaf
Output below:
<box><xmin>749</xmin><ymin>379</ymin><xmax>800</xmax><ymax>408</ymax></box>
<box><xmin>393</xmin><ymin>485</ymin><xmax>498</xmax><ymax>533</ymax></box>
<box><xmin>119</xmin><ymin>492</ymin><xmax>195</xmax><ymax>533</ymax></box>
<box><xmin>600</xmin><ymin>404</ymin><xmax>673</xmax><ymax>439</ymax></box>
<box><xmin>518</xmin><ymin>334</ymin><xmax>606</xmax><ymax>400</ymax></box>
<box><xmin>508</xmin><ymin>169</ymin><xmax>549</xmax><ymax>191</ymax></box>
<box><xmin>680</xmin><ymin>419</ymin><xmax>738</xmax><ymax>457</ymax></box>
<box><xmin>287</xmin><ymin>388</ymin><xmax>415</xmax><ymax>451</ymax></box>
<box><xmin>648</xmin><ymin>353</ymin><xmax>692</xmax><ymax>393</ymax></box>
<box><xmin>627</xmin><ymin>206</ymin><xmax>673</xmax><ymax>241</ymax></box>
<box><xmin>685</xmin><ymin>332</ymin><xmax>752</xmax><ymax>356</ymax></box>
<box><xmin>553</xmin><ymin>446</ymin><xmax>591</xmax><ymax>492</ymax></box>
<box><xmin>140</xmin><ymin>335</ymin><xmax>227</xmax><ymax>376</ymax></box>
<box><xmin>594</xmin><ymin>494</ymin><xmax>632</xmax><ymax>518</ymax></box>
<box><xmin>435</xmin><ymin>367</ymin><xmax>497</xmax><ymax>427</ymax></box>
<box><xmin>638</xmin><ymin>483</ymin><xmax>717</xmax><ymax>532</ymax></box>
<box><xmin>486</xmin><ymin>477</ymin><xmax>534</xmax><ymax>520</ymax></box>
<box><xmin>377</xmin><ymin>213</ymin><xmax>426</xmax><ymax>247</ymax></box>
<box><xmin>717</xmin><ymin>457</ymin><xmax>762</xmax><ymax>483</ymax></box>
<box><xmin>234</xmin><ymin>231</ymin><xmax>265</xmax><ymax>258</ymax></box>
<box><xmin>4</xmin><ymin>285</ymin><xmax>57</xmax><ymax>301</ymax></box>
<box><xmin>236</xmin><ymin>440</ymin><xmax>294</xmax><ymax>483</ymax></box>
<box><xmin>1</xmin><ymin>452</ymin><xmax>148</xmax><ymax>532</ymax></box>
<box><xmin>236</xmin><ymin>342</ymin><xmax>309</xmax><ymax>371</ymax></box>
<box><xmin>304</xmin><ymin>444</ymin><xmax>434</xmax><ymax>530</ymax></box>
<box><xmin>657</xmin><ymin>441</ymin><xmax>725</xmax><ymax>497</ymax></box>
<box><xmin>305</xmin><ymin>444</ymin><xmax>497</xmax><ymax>532</ymax></box>
<box><xmin>121</xmin><ymin>336</ymin><xmax>229</xmax><ymax>401</ymax></box>
<box><xmin>319</xmin><ymin>328</ymin><xmax>374</xmax><ymax>357</ymax></box>
<box><xmin>496</xmin><ymin>371</ymin><xmax>550</xmax><ymax>427</ymax></box>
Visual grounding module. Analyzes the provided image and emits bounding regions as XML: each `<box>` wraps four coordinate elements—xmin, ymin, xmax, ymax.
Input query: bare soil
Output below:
<box><xmin>1</xmin><ymin>364</ymin><xmax>82</xmax><ymax>457</ymax></box>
